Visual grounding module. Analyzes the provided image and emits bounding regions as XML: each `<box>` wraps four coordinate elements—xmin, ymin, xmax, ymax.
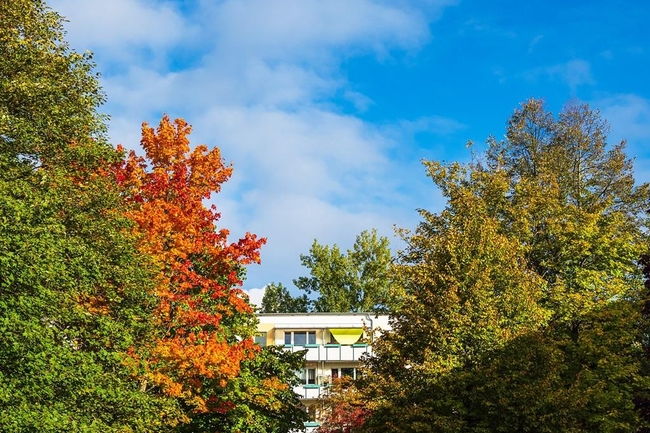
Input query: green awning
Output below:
<box><xmin>329</xmin><ymin>328</ymin><xmax>363</xmax><ymax>345</ymax></box>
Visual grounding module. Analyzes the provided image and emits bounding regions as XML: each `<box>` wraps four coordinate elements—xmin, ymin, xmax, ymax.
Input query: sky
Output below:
<box><xmin>49</xmin><ymin>0</ymin><xmax>650</xmax><ymax>306</ymax></box>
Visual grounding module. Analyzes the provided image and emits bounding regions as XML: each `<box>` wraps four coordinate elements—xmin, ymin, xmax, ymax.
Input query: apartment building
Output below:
<box><xmin>256</xmin><ymin>313</ymin><xmax>391</xmax><ymax>432</ymax></box>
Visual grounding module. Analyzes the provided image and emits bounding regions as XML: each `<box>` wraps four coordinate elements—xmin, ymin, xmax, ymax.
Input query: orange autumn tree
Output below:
<box><xmin>114</xmin><ymin>116</ymin><xmax>265</xmax><ymax>420</ymax></box>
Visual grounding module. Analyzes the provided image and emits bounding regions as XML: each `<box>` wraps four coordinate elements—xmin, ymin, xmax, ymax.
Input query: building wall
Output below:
<box><xmin>256</xmin><ymin>313</ymin><xmax>391</xmax><ymax>431</ymax></box>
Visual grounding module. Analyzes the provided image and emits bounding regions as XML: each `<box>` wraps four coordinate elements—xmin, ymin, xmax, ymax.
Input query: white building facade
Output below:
<box><xmin>256</xmin><ymin>313</ymin><xmax>391</xmax><ymax>432</ymax></box>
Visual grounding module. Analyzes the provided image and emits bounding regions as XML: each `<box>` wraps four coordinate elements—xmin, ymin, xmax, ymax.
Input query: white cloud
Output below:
<box><xmin>243</xmin><ymin>287</ymin><xmax>266</xmax><ymax>308</ymax></box>
<box><xmin>596</xmin><ymin>94</ymin><xmax>650</xmax><ymax>142</ymax></box>
<box><xmin>594</xmin><ymin>94</ymin><xmax>650</xmax><ymax>185</ymax></box>
<box><xmin>50</xmin><ymin>0</ymin><xmax>191</xmax><ymax>59</ymax></box>
<box><xmin>239</xmin><ymin>194</ymin><xmax>404</xmax><ymax>291</ymax></box>
<box><xmin>526</xmin><ymin>59</ymin><xmax>595</xmax><ymax>93</ymax></box>
<box><xmin>199</xmin><ymin>106</ymin><xmax>390</xmax><ymax>188</ymax></box>
<box><xmin>190</xmin><ymin>105</ymin><xmax>414</xmax><ymax>288</ymax></box>
<box><xmin>344</xmin><ymin>91</ymin><xmax>374</xmax><ymax>112</ymax></box>
<box><xmin>528</xmin><ymin>34</ymin><xmax>544</xmax><ymax>53</ymax></box>
<box><xmin>203</xmin><ymin>0</ymin><xmax>433</xmax><ymax>61</ymax></box>
<box><xmin>49</xmin><ymin>0</ymin><xmax>457</xmax><ymax>291</ymax></box>
<box><xmin>555</xmin><ymin>60</ymin><xmax>595</xmax><ymax>90</ymax></box>
<box><xmin>399</xmin><ymin>115</ymin><xmax>467</xmax><ymax>136</ymax></box>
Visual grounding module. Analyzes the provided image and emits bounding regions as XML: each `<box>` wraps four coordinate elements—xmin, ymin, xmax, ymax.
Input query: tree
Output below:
<box><xmin>316</xmin><ymin>376</ymin><xmax>370</xmax><ymax>433</ymax></box>
<box><xmin>182</xmin><ymin>346</ymin><xmax>308</xmax><ymax>433</ymax></box>
<box><xmin>362</xmin><ymin>100</ymin><xmax>650</xmax><ymax>432</ymax></box>
<box><xmin>294</xmin><ymin>229</ymin><xmax>397</xmax><ymax>313</ymax></box>
<box><xmin>114</xmin><ymin>116</ymin><xmax>267</xmax><ymax>427</ymax></box>
<box><xmin>260</xmin><ymin>282</ymin><xmax>310</xmax><ymax>313</ymax></box>
<box><xmin>634</xmin><ymin>248</ymin><xmax>650</xmax><ymax>432</ymax></box>
<box><xmin>0</xmin><ymin>1</ymin><xmax>173</xmax><ymax>431</ymax></box>
<box><xmin>486</xmin><ymin>99</ymin><xmax>648</xmax><ymax>322</ymax></box>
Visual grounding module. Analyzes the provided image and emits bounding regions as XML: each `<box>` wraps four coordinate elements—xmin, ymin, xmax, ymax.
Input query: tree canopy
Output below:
<box><xmin>361</xmin><ymin>99</ymin><xmax>650</xmax><ymax>432</ymax></box>
<box><xmin>5</xmin><ymin>2</ymin><xmax>649</xmax><ymax>431</ymax></box>
<box><xmin>0</xmin><ymin>2</ymin><xmax>306</xmax><ymax>430</ymax></box>
<box><xmin>292</xmin><ymin>229</ymin><xmax>398</xmax><ymax>313</ymax></box>
<box><xmin>0</xmin><ymin>1</ymin><xmax>173</xmax><ymax>430</ymax></box>
<box><xmin>260</xmin><ymin>282</ymin><xmax>310</xmax><ymax>313</ymax></box>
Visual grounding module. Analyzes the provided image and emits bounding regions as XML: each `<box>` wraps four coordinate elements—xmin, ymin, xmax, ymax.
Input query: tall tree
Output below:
<box><xmin>260</xmin><ymin>282</ymin><xmax>309</xmax><ymax>313</ymax></box>
<box><xmin>0</xmin><ymin>1</ymin><xmax>173</xmax><ymax>431</ymax></box>
<box><xmin>294</xmin><ymin>229</ymin><xmax>397</xmax><ymax>313</ymax></box>
<box><xmin>362</xmin><ymin>100</ymin><xmax>650</xmax><ymax>432</ymax></box>
<box><xmin>487</xmin><ymin>99</ymin><xmax>648</xmax><ymax>321</ymax></box>
<box><xmin>114</xmin><ymin>116</ymin><xmax>267</xmax><ymax>427</ymax></box>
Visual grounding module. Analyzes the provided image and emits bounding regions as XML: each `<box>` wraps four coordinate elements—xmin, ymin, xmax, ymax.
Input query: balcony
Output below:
<box><xmin>284</xmin><ymin>343</ymin><xmax>371</xmax><ymax>361</ymax></box>
<box><xmin>294</xmin><ymin>384</ymin><xmax>324</xmax><ymax>399</ymax></box>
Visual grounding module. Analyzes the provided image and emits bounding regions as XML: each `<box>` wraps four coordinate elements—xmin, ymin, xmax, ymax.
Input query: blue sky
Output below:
<box><xmin>50</xmin><ymin>0</ymin><xmax>650</xmax><ymax>306</ymax></box>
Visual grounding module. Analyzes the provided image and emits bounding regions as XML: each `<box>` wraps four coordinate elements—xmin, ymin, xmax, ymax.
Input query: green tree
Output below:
<box><xmin>636</xmin><ymin>251</ymin><xmax>650</xmax><ymax>431</ymax></box>
<box><xmin>294</xmin><ymin>229</ymin><xmax>397</xmax><ymax>313</ymax></box>
<box><xmin>487</xmin><ymin>99</ymin><xmax>648</xmax><ymax>321</ymax></box>
<box><xmin>362</xmin><ymin>100</ymin><xmax>650</xmax><ymax>432</ymax></box>
<box><xmin>260</xmin><ymin>282</ymin><xmax>310</xmax><ymax>313</ymax></box>
<box><xmin>178</xmin><ymin>346</ymin><xmax>308</xmax><ymax>432</ymax></box>
<box><xmin>0</xmin><ymin>1</ymin><xmax>175</xmax><ymax>431</ymax></box>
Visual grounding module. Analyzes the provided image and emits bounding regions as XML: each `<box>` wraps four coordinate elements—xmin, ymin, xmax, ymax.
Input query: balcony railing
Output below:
<box><xmin>283</xmin><ymin>343</ymin><xmax>370</xmax><ymax>361</ymax></box>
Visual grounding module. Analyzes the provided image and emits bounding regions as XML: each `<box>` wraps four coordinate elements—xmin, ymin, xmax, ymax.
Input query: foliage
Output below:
<box><xmin>316</xmin><ymin>377</ymin><xmax>369</xmax><ymax>433</ymax></box>
<box><xmin>114</xmin><ymin>116</ymin><xmax>267</xmax><ymax>426</ymax></box>
<box><xmin>366</xmin><ymin>301</ymin><xmax>647</xmax><ymax>433</ymax></box>
<box><xmin>635</xmin><ymin>251</ymin><xmax>650</xmax><ymax>431</ymax></box>
<box><xmin>180</xmin><ymin>346</ymin><xmax>308</xmax><ymax>432</ymax></box>
<box><xmin>486</xmin><ymin>99</ymin><xmax>648</xmax><ymax>321</ymax></box>
<box><xmin>0</xmin><ymin>0</ymin><xmax>107</xmax><ymax>167</ymax></box>
<box><xmin>362</xmin><ymin>99</ymin><xmax>650</xmax><ymax>432</ymax></box>
<box><xmin>294</xmin><ymin>229</ymin><xmax>398</xmax><ymax>313</ymax></box>
<box><xmin>260</xmin><ymin>282</ymin><xmax>310</xmax><ymax>313</ymax></box>
<box><xmin>0</xmin><ymin>1</ymin><xmax>173</xmax><ymax>431</ymax></box>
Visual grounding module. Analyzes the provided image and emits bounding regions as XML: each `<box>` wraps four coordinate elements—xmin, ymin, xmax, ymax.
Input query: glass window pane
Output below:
<box><xmin>308</xmin><ymin>331</ymin><xmax>316</xmax><ymax>345</ymax></box>
<box><xmin>341</xmin><ymin>368</ymin><xmax>354</xmax><ymax>378</ymax></box>
<box><xmin>308</xmin><ymin>368</ymin><xmax>316</xmax><ymax>384</ymax></box>
<box><xmin>294</xmin><ymin>332</ymin><xmax>307</xmax><ymax>346</ymax></box>
<box><xmin>284</xmin><ymin>332</ymin><xmax>292</xmax><ymax>345</ymax></box>
<box><xmin>331</xmin><ymin>368</ymin><xmax>339</xmax><ymax>379</ymax></box>
<box><xmin>254</xmin><ymin>332</ymin><xmax>266</xmax><ymax>346</ymax></box>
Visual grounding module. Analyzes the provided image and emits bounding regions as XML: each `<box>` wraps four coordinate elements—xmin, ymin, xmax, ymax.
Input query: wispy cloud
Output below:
<box><xmin>525</xmin><ymin>59</ymin><xmax>595</xmax><ymax>93</ymax></box>
<box><xmin>399</xmin><ymin>115</ymin><xmax>467</xmax><ymax>136</ymax></box>
<box><xmin>596</xmin><ymin>94</ymin><xmax>650</xmax><ymax>143</ymax></box>
<box><xmin>344</xmin><ymin>91</ymin><xmax>374</xmax><ymax>112</ymax></box>
<box><xmin>528</xmin><ymin>34</ymin><xmax>544</xmax><ymax>53</ymax></box>
<box><xmin>594</xmin><ymin>93</ymin><xmax>650</xmax><ymax>183</ymax></box>
<box><xmin>461</xmin><ymin>18</ymin><xmax>517</xmax><ymax>39</ymax></box>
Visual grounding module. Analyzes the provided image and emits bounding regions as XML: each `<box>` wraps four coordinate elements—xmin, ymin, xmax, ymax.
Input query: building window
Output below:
<box><xmin>299</xmin><ymin>368</ymin><xmax>317</xmax><ymax>385</ymax></box>
<box><xmin>308</xmin><ymin>368</ymin><xmax>316</xmax><ymax>384</ymax></box>
<box><xmin>285</xmin><ymin>331</ymin><xmax>316</xmax><ymax>346</ymax></box>
<box><xmin>254</xmin><ymin>332</ymin><xmax>267</xmax><ymax>347</ymax></box>
<box><xmin>331</xmin><ymin>367</ymin><xmax>357</xmax><ymax>380</ymax></box>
